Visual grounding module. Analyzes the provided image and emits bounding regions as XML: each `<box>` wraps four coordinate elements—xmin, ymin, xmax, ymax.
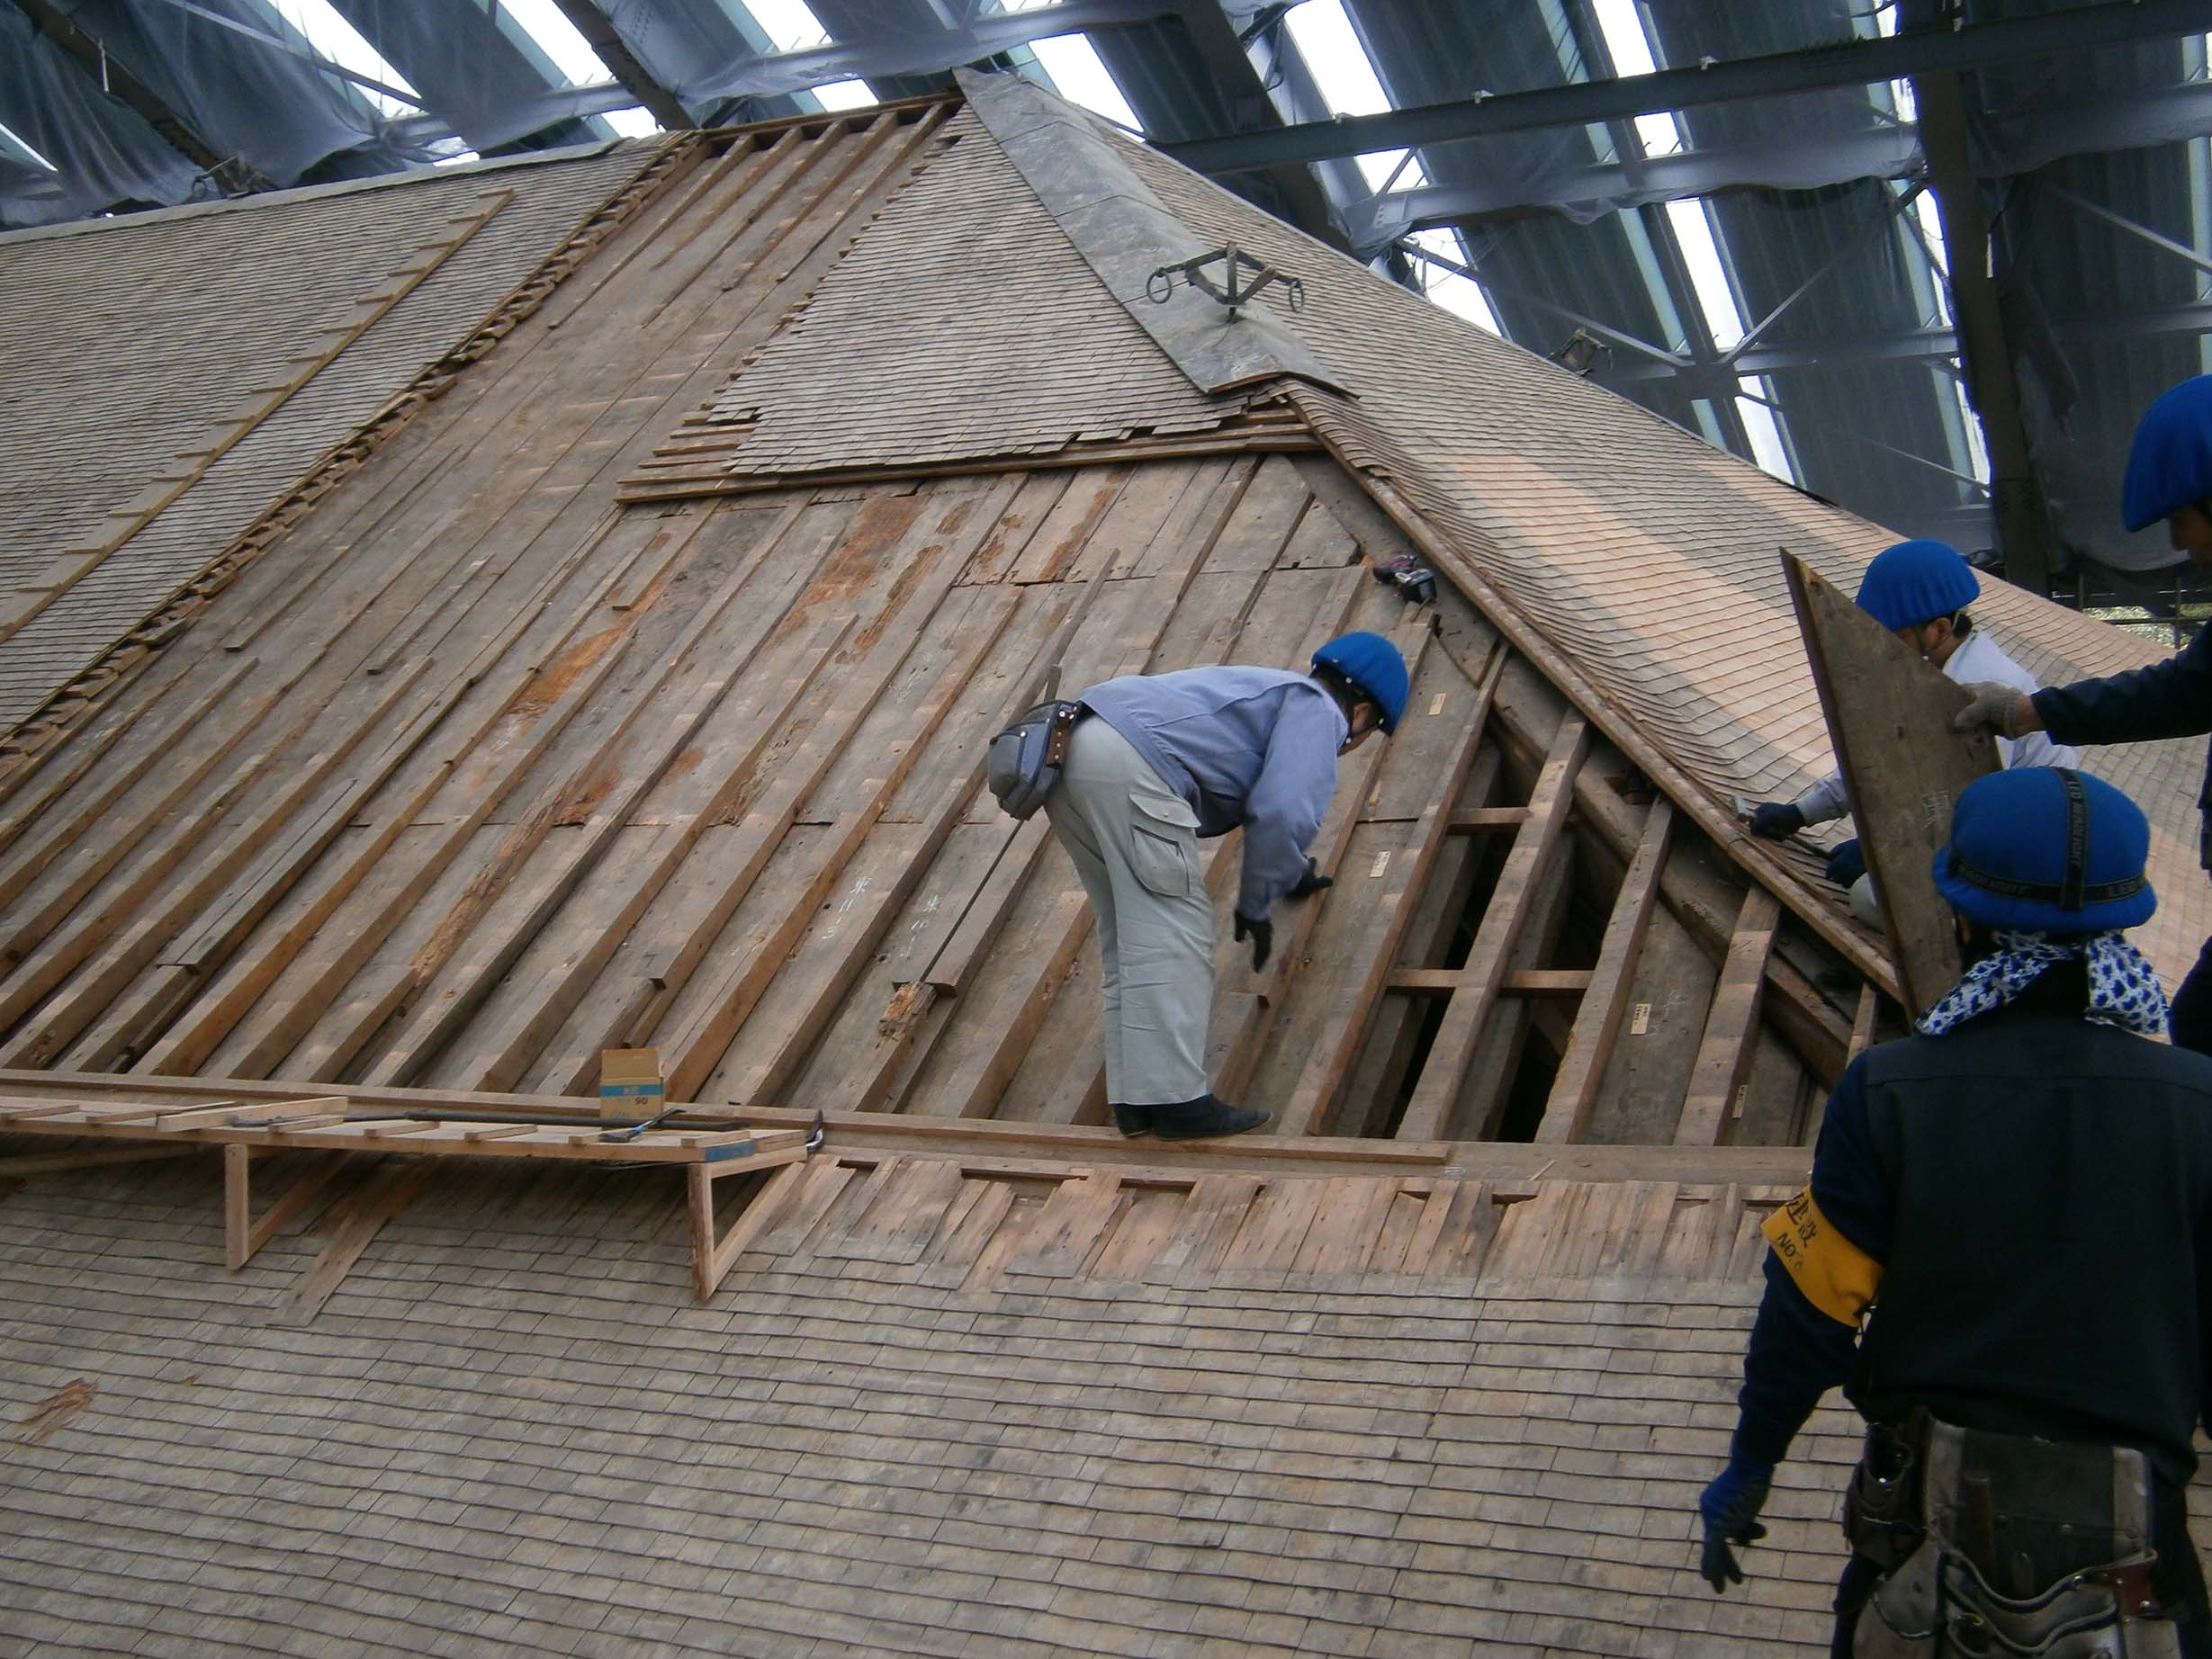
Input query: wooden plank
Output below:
<box><xmin>1389</xmin><ymin>967</ymin><xmax>1590</xmax><ymax>997</ymax></box>
<box><xmin>1535</xmin><ymin>799</ymin><xmax>1674</xmax><ymax>1143</ymax></box>
<box><xmin>1395</xmin><ymin>714</ymin><xmax>1588</xmax><ymax>1141</ymax></box>
<box><xmin>363</xmin><ymin>503</ymin><xmax>849</xmax><ymax>1091</ymax></box>
<box><xmin>281</xmin><ymin>1162</ymin><xmax>435</xmax><ymax>1318</ymax></box>
<box><xmin>690</xmin><ymin>1156</ymin><xmax>812</xmax><ymax>1300</ymax></box>
<box><xmin>0</xmin><ymin>660</ymin><xmax>435</xmax><ymax>1070</ymax></box>
<box><xmin>137</xmin><ymin>509</ymin><xmax>744</xmax><ymax>1077</ymax></box>
<box><xmin>1783</xmin><ymin>551</ymin><xmax>1998</xmax><ymax>1014</ymax></box>
<box><xmin>1448</xmin><ymin>806</ymin><xmax>1527</xmax><ymax>833</ymax></box>
<box><xmin>1003</xmin><ymin>1170</ymin><xmax>1123</xmax><ymax>1278</ymax></box>
<box><xmin>1675</xmin><ymin>888</ymin><xmax>1785</xmax><ymax>1144</ymax></box>
<box><xmin>241</xmin><ymin>1150</ymin><xmax>351</xmax><ymax>1265</ymax></box>
<box><xmin>658</xmin><ymin>545</ymin><xmax>1025</xmax><ymax>1103</ymax></box>
<box><xmin>154</xmin><ymin>1096</ymin><xmax>347</xmax><ymax>1131</ymax></box>
<box><xmin>1479</xmin><ymin>666</ymin><xmax>1852</xmax><ymax>1089</ymax></box>
<box><xmin>1848</xmin><ymin>981</ymin><xmax>1881</xmax><ymax>1063</ymax></box>
<box><xmin>0</xmin><ymin>659</ymin><xmax>257</xmax><ymax>917</ymax></box>
<box><xmin>1142</xmin><ymin>1173</ymin><xmax>1262</xmax><ymax>1286</ymax></box>
<box><xmin>1273</xmin><ymin>650</ymin><xmax>1513</xmax><ymax>1141</ymax></box>
<box><xmin>1344</xmin><ymin>469</ymin><xmax>1901</xmax><ymax>998</ymax></box>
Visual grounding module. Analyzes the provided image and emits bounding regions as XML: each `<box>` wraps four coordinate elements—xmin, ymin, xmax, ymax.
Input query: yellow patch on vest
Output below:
<box><xmin>1761</xmin><ymin>1188</ymin><xmax>1882</xmax><ymax>1328</ymax></box>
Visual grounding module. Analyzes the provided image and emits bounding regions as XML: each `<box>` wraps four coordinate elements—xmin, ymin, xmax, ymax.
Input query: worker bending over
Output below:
<box><xmin>1701</xmin><ymin>766</ymin><xmax>2212</xmax><ymax>1657</ymax></box>
<box><xmin>1956</xmin><ymin>373</ymin><xmax>2212</xmax><ymax>1055</ymax></box>
<box><xmin>1047</xmin><ymin>632</ymin><xmax>1407</xmax><ymax>1141</ymax></box>
<box><xmin>1749</xmin><ymin>538</ymin><xmax>2073</xmax><ymax>920</ymax></box>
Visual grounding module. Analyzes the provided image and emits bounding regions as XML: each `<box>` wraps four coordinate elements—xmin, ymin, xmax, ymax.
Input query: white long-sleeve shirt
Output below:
<box><xmin>1790</xmin><ymin>626</ymin><xmax>2079</xmax><ymax>826</ymax></box>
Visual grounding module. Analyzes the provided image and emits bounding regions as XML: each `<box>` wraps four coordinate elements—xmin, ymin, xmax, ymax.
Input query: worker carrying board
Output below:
<box><xmin>991</xmin><ymin>632</ymin><xmax>1406</xmax><ymax>1141</ymax></box>
<box><xmin>1747</xmin><ymin>536</ymin><xmax>2075</xmax><ymax>923</ymax></box>
<box><xmin>1955</xmin><ymin>374</ymin><xmax>2212</xmax><ymax>1058</ymax></box>
<box><xmin>1699</xmin><ymin>766</ymin><xmax>2212</xmax><ymax>1656</ymax></box>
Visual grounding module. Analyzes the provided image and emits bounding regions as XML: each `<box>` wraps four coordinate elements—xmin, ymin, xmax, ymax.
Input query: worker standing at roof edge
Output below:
<box><xmin>1747</xmin><ymin>538</ymin><xmax>2076</xmax><ymax>924</ymax></box>
<box><xmin>1699</xmin><ymin>767</ymin><xmax>2212</xmax><ymax>1657</ymax></box>
<box><xmin>1044</xmin><ymin>632</ymin><xmax>1408</xmax><ymax>1142</ymax></box>
<box><xmin>1956</xmin><ymin>374</ymin><xmax>2212</xmax><ymax>1057</ymax></box>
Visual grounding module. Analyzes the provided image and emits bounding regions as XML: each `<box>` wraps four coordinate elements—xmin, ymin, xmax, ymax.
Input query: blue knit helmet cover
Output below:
<box><xmin>1311</xmin><ymin>632</ymin><xmax>1410</xmax><ymax>732</ymax></box>
<box><xmin>2122</xmin><ymin>374</ymin><xmax>2212</xmax><ymax>532</ymax></box>
<box><xmin>1931</xmin><ymin>767</ymin><xmax>2157</xmax><ymax>934</ymax></box>
<box><xmin>1854</xmin><ymin>539</ymin><xmax>1981</xmax><ymax>632</ymax></box>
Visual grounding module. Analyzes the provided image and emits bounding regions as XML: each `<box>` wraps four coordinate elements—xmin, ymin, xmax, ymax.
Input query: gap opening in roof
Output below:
<box><xmin>740</xmin><ymin>0</ymin><xmax>879</xmax><ymax>112</ymax></box>
<box><xmin>263</xmin><ymin>0</ymin><xmax>421</xmax><ymax>120</ymax></box>
<box><xmin>1281</xmin><ymin>0</ymin><xmax>1416</xmax><ymax>190</ymax></box>
<box><xmin>1588</xmin><ymin>0</ymin><xmax>1682</xmax><ymax>157</ymax></box>
<box><xmin>497</xmin><ymin>0</ymin><xmax>663</xmax><ymax>134</ymax></box>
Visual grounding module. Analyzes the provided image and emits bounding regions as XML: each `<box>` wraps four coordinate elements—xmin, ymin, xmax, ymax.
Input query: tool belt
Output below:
<box><xmin>1847</xmin><ymin>1411</ymin><xmax>2179</xmax><ymax>1658</ymax></box>
<box><xmin>985</xmin><ymin>700</ymin><xmax>1084</xmax><ymax>821</ymax></box>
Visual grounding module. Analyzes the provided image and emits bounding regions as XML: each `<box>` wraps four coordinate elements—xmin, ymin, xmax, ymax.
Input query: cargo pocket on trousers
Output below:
<box><xmin>1128</xmin><ymin>818</ymin><xmax>1198</xmax><ymax>900</ymax></box>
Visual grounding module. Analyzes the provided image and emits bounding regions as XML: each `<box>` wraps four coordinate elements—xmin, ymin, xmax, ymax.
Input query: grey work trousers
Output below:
<box><xmin>1045</xmin><ymin>717</ymin><xmax>1215</xmax><ymax>1107</ymax></box>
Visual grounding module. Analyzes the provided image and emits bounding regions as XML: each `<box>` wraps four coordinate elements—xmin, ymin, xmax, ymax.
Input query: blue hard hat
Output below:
<box><xmin>2122</xmin><ymin>374</ymin><xmax>2212</xmax><ymax>532</ymax></box>
<box><xmin>1311</xmin><ymin>632</ymin><xmax>1409</xmax><ymax>733</ymax></box>
<box><xmin>1932</xmin><ymin>767</ymin><xmax>2156</xmax><ymax>935</ymax></box>
<box><xmin>1854</xmin><ymin>539</ymin><xmax>1980</xmax><ymax>632</ymax></box>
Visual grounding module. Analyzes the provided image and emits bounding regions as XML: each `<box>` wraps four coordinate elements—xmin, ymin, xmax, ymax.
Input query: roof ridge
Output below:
<box><xmin>954</xmin><ymin>67</ymin><xmax>1346</xmax><ymax>399</ymax></box>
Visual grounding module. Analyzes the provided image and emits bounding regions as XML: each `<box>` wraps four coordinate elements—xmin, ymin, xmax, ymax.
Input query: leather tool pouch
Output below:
<box><xmin>985</xmin><ymin>700</ymin><xmax>1083</xmax><ymax>821</ymax></box>
<box><xmin>1850</xmin><ymin>1415</ymin><xmax>2180</xmax><ymax>1658</ymax></box>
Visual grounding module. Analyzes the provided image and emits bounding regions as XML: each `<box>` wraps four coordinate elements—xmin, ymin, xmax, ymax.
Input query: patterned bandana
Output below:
<box><xmin>1915</xmin><ymin>928</ymin><xmax>2169</xmax><ymax>1039</ymax></box>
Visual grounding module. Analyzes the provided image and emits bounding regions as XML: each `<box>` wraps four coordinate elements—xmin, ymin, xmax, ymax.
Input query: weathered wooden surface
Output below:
<box><xmin>1785</xmin><ymin>552</ymin><xmax>1998</xmax><ymax>1015</ymax></box>
<box><xmin>0</xmin><ymin>1145</ymin><xmax>1873</xmax><ymax>1656</ymax></box>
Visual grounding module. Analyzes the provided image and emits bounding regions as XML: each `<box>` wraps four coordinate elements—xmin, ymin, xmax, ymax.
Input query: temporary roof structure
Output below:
<box><xmin>0</xmin><ymin>76</ymin><xmax>2201</xmax><ymax>1658</ymax></box>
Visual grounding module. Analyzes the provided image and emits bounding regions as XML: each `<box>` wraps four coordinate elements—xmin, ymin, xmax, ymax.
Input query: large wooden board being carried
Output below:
<box><xmin>1783</xmin><ymin>550</ymin><xmax>1999</xmax><ymax>1016</ymax></box>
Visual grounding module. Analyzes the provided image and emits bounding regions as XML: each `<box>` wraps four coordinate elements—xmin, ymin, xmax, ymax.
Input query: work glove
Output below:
<box><xmin>1952</xmin><ymin>681</ymin><xmax>2036</xmax><ymax>740</ymax></box>
<box><xmin>1285</xmin><ymin>858</ymin><xmax>1334</xmax><ymax>901</ymax></box>
<box><xmin>1697</xmin><ymin>1462</ymin><xmax>1773</xmax><ymax>1594</ymax></box>
<box><xmin>1747</xmin><ymin>802</ymin><xmax>1805</xmax><ymax>840</ymax></box>
<box><xmin>1234</xmin><ymin>910</ymin><xmax>1273</xmax><ymax>972</ymax></box>
<box><xmin>1824</xmin><ymin>838</ymin><xmax>1866</xmax><ymax>889</ymax></box>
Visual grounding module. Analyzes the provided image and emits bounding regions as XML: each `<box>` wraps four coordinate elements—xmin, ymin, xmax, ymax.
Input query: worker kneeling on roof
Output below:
<box><xmin>1747</xmin><ymin>538</ymin><xmax>2075</xmax><ymax>923</ymax></box>
<box><xmin>1044</xmin><ymin>632</ymin><xmax>1407</xmax><ymax>1142</ymax></box>
<box><xmin>1700</xmin><ymin>766</ymin><xmax>2212</xmax><ymax>1657</ymax></box>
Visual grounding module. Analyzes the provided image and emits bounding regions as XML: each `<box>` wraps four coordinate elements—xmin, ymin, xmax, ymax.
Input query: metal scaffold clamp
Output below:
<box><xmin>1145</xmin><ymin>245</ymin><xmax>1304</xmax><ymax>318</ymax></box>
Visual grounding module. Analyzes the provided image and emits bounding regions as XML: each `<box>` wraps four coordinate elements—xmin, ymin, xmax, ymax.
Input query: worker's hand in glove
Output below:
<box><xmin>1953</xmin><ymin>681</ymin><xmax>2038</xmax><ymax>740</ymax></box>
<box><xmin>1747</xmin><ymin>802</ymin><xmax>1805</xmax><ymax>840</ymax></box>
<box><xmin>1234</xmin><ymin>910</ymin><xmax>1273</xmax><ymax>972</ymax></box>
<box><xmin>1285</xmin><ymin>858</ymin><xmax>1334</xmax><ymax>901</ymax></box>
<box><xmin>1697</xmin><ymin>1462</ymin><xmax>1773</xmax><ymax>1594</ymax></box>
<box><xmin>1824</xmin><ymin>838</ymin><xmax>1866</xmax><ymax>889</ymax></box>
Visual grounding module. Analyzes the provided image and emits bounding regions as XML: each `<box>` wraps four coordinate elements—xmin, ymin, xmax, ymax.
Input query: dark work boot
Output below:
<box><xmin>1150</xmin><ymin>1094</ymin><xmax>1270</xmax><ymax>1141</ymax></box>
<box><xmin>1112</xmin><ymin>1103</ymin><xmax>1154</xmax><ymax>1137</ymax></box>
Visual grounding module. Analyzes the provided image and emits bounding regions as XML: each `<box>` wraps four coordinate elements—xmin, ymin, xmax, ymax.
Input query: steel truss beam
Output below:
<box><xmin>548</xmin><ymin>0</ymin><xmax>694</xmax><ymax>130</ymax></box>
<box><xmin>1343</xmin><ymin>83</ymin><xmax>2212</xmax><ymax>245</ymax></box>
<box><xmin>1156</xmin><ymin>0</ymin><xmax>2212</xmax><ymax>177</ymax></box>
<box><xmin>1348</xmin><ymin>128</ymin><xmax>1921</xmax><ymax>250</ymax></box>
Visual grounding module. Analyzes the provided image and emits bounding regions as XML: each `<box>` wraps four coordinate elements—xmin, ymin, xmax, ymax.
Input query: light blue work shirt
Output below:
<box><xmin>1078</xmin><ymin>666</ymin><xmax>1346</xmax><ymax>919</ymax></box>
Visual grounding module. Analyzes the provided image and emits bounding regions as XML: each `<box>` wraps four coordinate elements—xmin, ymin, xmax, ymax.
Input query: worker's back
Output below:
<box><xmin>1852</xmin><ymin>978</ymin><xmax>2212</xmax><ymax>1484</ymax></box>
